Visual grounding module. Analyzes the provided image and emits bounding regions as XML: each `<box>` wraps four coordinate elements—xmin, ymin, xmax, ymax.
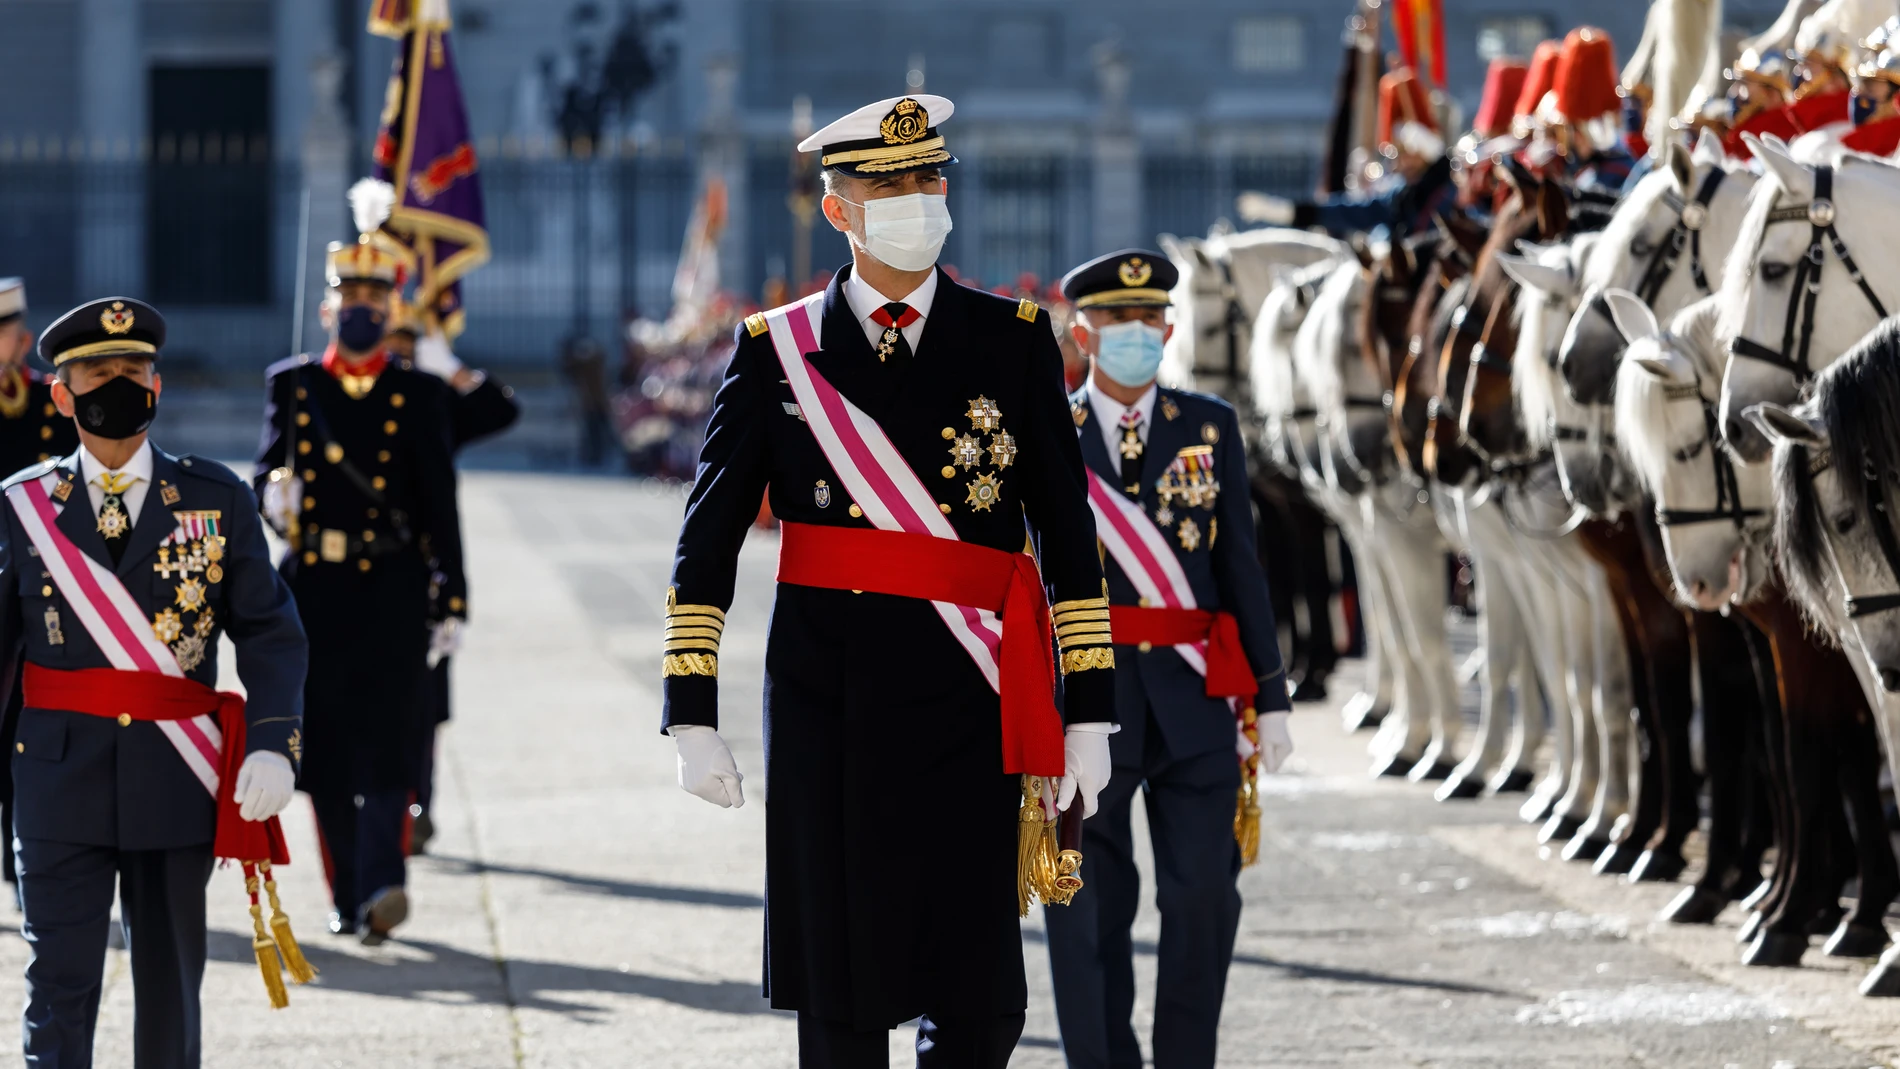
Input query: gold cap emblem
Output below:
<box><xmin>1118</xmin><ymin>258</ymin><xmax>1153</xmax><ymax>288</ymax></box>
<box><xmin>880</xmin><ymin>98</ymin><xmax>930</xmax><ymax>145</ymax></box>
<box><xmin>100</xmin><ymin>301</ymin><xmax>134</xmax><ymax>335</ymax></box>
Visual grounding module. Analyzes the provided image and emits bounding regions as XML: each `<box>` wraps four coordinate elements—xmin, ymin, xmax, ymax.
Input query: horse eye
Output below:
<box><xmin>1674</xmin><ymin>440</ymin><xmax>1706</xmax><ymax>463</ymax></box>
<box><xmin>1629</xmin><ymin>239</ymin><xmax>1656</xmax><ymax>257</ymax></box>
<box><xmin>1835</xmin><ymin>512</ymin><xmax>1858</xmax><ymax>534</ymax></box>
<box><xmin>1760</xmin><ymin>262</ymin><xmax>1792</xmax><ymax>283</ymax></box>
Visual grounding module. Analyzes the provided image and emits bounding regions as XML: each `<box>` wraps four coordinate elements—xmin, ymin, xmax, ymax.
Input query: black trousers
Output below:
<box><xmin>797</xmin><ymin>1011</ymin><xmax>1024</xmax><ymax>1069</ymax></box>
<box><xmin>309</xmin><ymin>788</ymin><xmax>408</xmax><ymax>924</ymax></box>
<box><xmin>16</xmin><ymin>838</ymin><xmax>213</xmax><ymax>1069</ymax></box>
<box><xmin>1044</xmin><ymin>708</ymin><xmax>1243</xmax><ymax>1069</ymax></box>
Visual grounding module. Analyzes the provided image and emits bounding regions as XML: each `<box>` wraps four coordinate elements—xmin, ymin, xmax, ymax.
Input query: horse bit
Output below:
<box><xmin>1727</xmin><ymin>165</ymin><xmax>1889</xmax><ymax>382</ymax></box>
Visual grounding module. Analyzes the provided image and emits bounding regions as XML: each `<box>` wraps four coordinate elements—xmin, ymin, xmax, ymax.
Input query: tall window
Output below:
<box><xmin>1476</xmin><ymin>16</ymin><xmax>1554</xmax><ymax>63</ymax></box>
<box><xmin>1234</xmin><ymin>16</ymin><xmax>1305</xmax><ymax>74</ymax></box>
<box><xmin>148</xmin><ymin>66</ymin><xmax>273</xmax><ymax>305</ymax></box>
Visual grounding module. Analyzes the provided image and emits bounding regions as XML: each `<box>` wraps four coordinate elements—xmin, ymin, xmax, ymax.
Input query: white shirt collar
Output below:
<box><xmin>844</xmin><ymin>268</ymin><xmax>939</xmax><ymax>328</ymax></box>
<box><xmin>77</xmin><ymin>439</ymin><xmax>153</xmax><ymax>487</ymax></box>
<box><xmin>1085</xmin><ymin>375</ymin><xmax>1157</xmax><ymax>430</ymax></box>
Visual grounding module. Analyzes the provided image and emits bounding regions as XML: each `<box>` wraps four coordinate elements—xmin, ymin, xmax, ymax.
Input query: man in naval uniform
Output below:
<box><xmin>1044</xmin><ymin>251</ymin><xmax>1294</xmax><ymax>1069</ymax></box>
<box><xmin>381</xmin><ymin>299</ymin><xmax>519</xmax><ymax>855</ymax></box>
<box><xmin>0</xmin><ymin>297</ymin><xmax>305</xmax><ymax>1067</ymax></box>
<box><xmin>660</xmin><ymin>94</ymin><xmax>1117</xmax><ymax>1068</ymax></box>
<box><xmin>254</xmin><ymin>208</ymin><xmax>467</xmax><ymax>945</ymax></box>
<box><xmin>0</xmin><ymin>278</ymin><xmax>80</xmax><ymax>892</ymax></box>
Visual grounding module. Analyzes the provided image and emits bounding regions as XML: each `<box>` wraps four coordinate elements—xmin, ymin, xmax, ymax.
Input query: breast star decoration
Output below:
<box><xmin>966</xmin><ymin>472</ymin><xmax>1003</xmax><ymax>512</ymax></box>
<box><xmin>1176</xmin><ymin>516</ymin><xmax>1201</xmax><ymax>552</ymax></box>
<box><xmin>949</xmin><ymin>433</ymin><xmax>984</xmax><ymax>470</ymax></box>
<box><xmin>174</xmin><ymin>577</ymin><xmax>208</xmax><ymax>613</ymax></box>
<box><xmin>152</xmin><ymin>608</ymin><xmax>184</xmax><ymax>645</ymax></box>
<box><xmin>966</xmin><ymin>396</ymin><xmax>1003</xmax><ymax>433</ymax></box>
<box><xmin>988</xmin><ymin>429</ymin><xmax>1017</xmax><ymax>468</ymax></box>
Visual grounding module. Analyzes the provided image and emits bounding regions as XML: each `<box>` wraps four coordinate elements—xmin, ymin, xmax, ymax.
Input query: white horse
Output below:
<box><xmin>1160</xmin><ymin>227</ymin><xmax>1347</xmax><ymax>401</ymax></box>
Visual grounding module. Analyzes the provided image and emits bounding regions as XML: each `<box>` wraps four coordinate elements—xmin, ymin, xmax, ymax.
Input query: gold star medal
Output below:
<box><xmin>1119</xmin><ymin>428</ymin><xmax>1144</xmax><ymax>461</ymax></box>
<box><xmin>966</xmin><ymin>396</ymin><xmax>1003</xmax><ymax>432</ymax></box>
<box><xmin>1155</xmin><ymin>503</ymin><xmax>1175</xmax><ymax>526</ymax></box>
<box><xmin>174</xmin><ymin>577</ymin><xmax>208</xmax><ymax>612</ymax></box>
<box><xmin>152</xmin><ymin>609</ymin><xmax>184</xmax><ymax>645</ymax></box>
<box><xmin>96</xmin><ymin>499</ymin><xmax>128</xmax><ymax>540</ymax></box>
<box><xmin>949</xmin><ymin>434</ymin><xmax>984</xmax><ymax>470</ymax></box>
<box><xmin>988</xmin><ymin>430</ymin><xmax>1018</xmax><ymax>468</ymax></box>
<box><xmin>1176</xmin><ymin>516</ymin><xmax>1201</xmax><ymax>552</ymax></box>
<box><xmin>966</xmin><ymin>472</ymin><xmax>1003</xmax><ymax>512</ymax></box>
<box><xmin>877</xmin><ymin>328</ymin><xmax>900</xmax><ymax>362</ymax></box>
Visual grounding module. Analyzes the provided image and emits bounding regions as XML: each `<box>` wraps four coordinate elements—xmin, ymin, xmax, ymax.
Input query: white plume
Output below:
<box><xmin>349</xmin><ymin>177</ymin><xmax>398</xmax><ymax>237</ymax></box>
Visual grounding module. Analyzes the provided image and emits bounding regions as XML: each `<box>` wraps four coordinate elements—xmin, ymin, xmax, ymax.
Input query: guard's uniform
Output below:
<box><xmin>1289</xmin><ymin>69</ymin><xmax>1454</xmax><ymax>240</ymax></box>
<box><xmin>663</xmin><ymin>95</ymin><xmax>1115</xmax><ymax>1068</ymax></box>
<box><xmin>1044</xmin><ymin>252</ymin><xmax>1290</xmax><ymax>1069</ymax></box>
<box><xmin>0</xmin><ymin>298</ymin><xmax>305</xmax><ymax>1068</ymax></box>
<box><xmin>253</xmin><ymin>239</ymin><xmax>467</xmax><ymax>935</ymax></box>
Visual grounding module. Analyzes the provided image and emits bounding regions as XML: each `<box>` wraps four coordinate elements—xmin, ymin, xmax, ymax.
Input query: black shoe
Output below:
<box><xmin>328</xmin><ymin>912</ymin><xmax>358</xmax><ymax>936</ymax></box>
<box><xmin>360</xmin><ymin>887</ymin><xmax>409</xmax><ymax>946</ymax></box>
<box><xmin>1289</xmin><ymin>677</ymin><xmax>1329</xmax><ymax>703</ymax></box>
<box><xmin>409</xmin><ymin>810</ymin><xmax>435</xmax><ymax>856</ymax></box>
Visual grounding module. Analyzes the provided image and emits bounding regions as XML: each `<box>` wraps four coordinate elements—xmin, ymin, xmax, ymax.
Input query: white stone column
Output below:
<box><xmin>1091</xmin><ymin>44</ymin><xmax>1142</xmax><ymax>254</ymax></box>
<box><xmin>76</xmin><ymin>0</ymin><xmax>143</xmax><ymax>298</ymax></box>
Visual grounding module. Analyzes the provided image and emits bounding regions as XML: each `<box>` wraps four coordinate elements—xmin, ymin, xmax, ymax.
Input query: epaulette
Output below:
<box><xmin>1016</xmin><ymin>298</ymin><xmax>1039</xmax><ymax>322</ymax></box>
<box><xmin>745</xmin><ymin>313</ymin><xmax>769</xmax><ymax>338</ymax></box>
<box><xmin>0</xmin><ymin>457</ymin><xmax>61</xmax><ymax>491</ymax></box>
<box><xmin>171</xmin><ymin>454</ymin><xmax>243</xmax><ymax>485</ymax></box>
<box><xmin>264</xmin><ymin>353</ymin><xmax>315</xmax><ymax>378</ymax></box>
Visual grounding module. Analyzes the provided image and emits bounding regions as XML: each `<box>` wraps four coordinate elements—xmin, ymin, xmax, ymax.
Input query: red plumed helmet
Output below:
<box><xmin>1514</xmin><ymin>40</ymin><xmax>1562</xmax><ymax>123</ymax></box>
<box><xmin>1377</xmin><ymin>67</ymin><xmax>1444</xmax><ymax>156</ymax></box>
<box><xmin>1473</xmin><ymin>58</ymin><xmax>1529</xmax><ymax>138</ymax></box>
<box><xmin>1554</xmin><ymin>27</ymin><xmax>1620</xmax><ymax>125</ymax></box>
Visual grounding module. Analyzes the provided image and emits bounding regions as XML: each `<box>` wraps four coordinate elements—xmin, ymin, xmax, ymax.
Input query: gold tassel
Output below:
<box><xmin>259</xmin><ymin>861</ymin><xmax>317</xmax><ymax>984</ymax></box>
<box><xmin>1029</xmin><ymin>817</ymin><xmax>1063</xmax><ymax>905</ymax></box>
<box><xmin>1235</xmin><ymin>707</ymin><xmax>1263</xmax><ymax>867</ymax></box>
<box><xmin>249</xmin><ymin>904</ymin><xmax>290</xmax><ymax>1009</ymax></box>
<box><xmin>1017</xmin><ymin>775</ymin><xmax>1045</xmax><ymax>917</ymax></box>
<box><xmin>1048</xmin><ymin>845</ymin><xmax>1085</xmax><ymax>906</ymax></box>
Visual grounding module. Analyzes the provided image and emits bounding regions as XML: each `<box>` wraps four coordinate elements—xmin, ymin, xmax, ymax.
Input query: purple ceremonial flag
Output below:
<box><xmin>370</xmin><ymin>0</ymin><xmax>488</xmax><ymax>337</ymax></box>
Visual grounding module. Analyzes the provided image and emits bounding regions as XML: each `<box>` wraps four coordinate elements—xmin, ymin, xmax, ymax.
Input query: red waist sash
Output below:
<box><xmin>1109</xmin><ymin>606</ymin><xmax>1258</xmax><ymax>703</ymax></box>
<box><xmin>775</xmin><ymin>521</ymin><xmax>1064</xmax><ymax>776</ymax></box>
<box><xmin>23</xmin><ymin>664</ymin><xmax>288</xmax><ymax>864</ymax></box>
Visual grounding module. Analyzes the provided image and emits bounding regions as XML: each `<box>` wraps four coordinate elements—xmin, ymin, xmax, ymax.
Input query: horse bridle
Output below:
<box><xmin>1837</xmin><ymin>448</ymin><xmax>1900</xmax><ymax>618</ymax></box>
<box><xmin>1650</xmin><ymin>381</ymin><xmax>1765</xmax><ymax>531</ymax></box>
<box><xmin>1727</xmin><ymin>165</ymin><xmax>1889</xmax><ymax>382</ymax></box>
<box><xmin>1635</xmin><ymin>167</ymin><xmax>1726</xmax><ymax>303</ymax></box>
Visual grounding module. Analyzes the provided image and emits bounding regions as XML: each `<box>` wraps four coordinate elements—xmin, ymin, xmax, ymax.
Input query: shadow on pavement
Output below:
<box><xmin>207</xmin><ymin>930</ymin><xmax>781</xmax><ymax>1019</ymax></box>
<box><xmin>421</xmin><ymin>855</ymin><xmax>764</xmax><ymax>909</ymax></box>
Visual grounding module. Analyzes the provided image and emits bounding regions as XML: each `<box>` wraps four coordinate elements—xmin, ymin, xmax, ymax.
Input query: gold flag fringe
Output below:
<box><xmin>1235</xmin><ymin>707</ymin><xmax>1263</xmax><ymax>867</ymax></box>
<box><xmin>1018</xmin><ymin>774</ymin><xmax>1085</xmax><ymax>914</ymax></box>
<box><xmin>260</xmin><ymin>860</ymin><xmax>317</xmax><ymax>984</ymax></box>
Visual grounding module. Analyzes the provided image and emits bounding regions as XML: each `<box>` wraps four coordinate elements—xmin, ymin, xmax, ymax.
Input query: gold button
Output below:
<box><xmin>371</xmin><ymin>476</ymin><xmax>387</xmax><ymax>491</ymax></box>
<box><xmin>295</xmin><ymin>387</ymin><xmax>307</xmax><ymax>400</ymax></box>
<box><xmin>298</xmin><ymin>440</ymin><xmax>312</xmax><ymax>455</ymax></box>
<box><xmin>363</xmin><ymin>530</ymin><xmax>376</xmax><ymax>542</ymax></box>
<box><xmin>303</xmin><ymin>469</ymin><xmax>316</xmax><ymax>481</ymax></box>
<box><xmin>41</xmin><ymin>403</ymin><xmax>54</xmax><ymax>417</ymax></box>
<box><xmin>939</xmin><ymin>503</ymin><xmax>952</xmax><ymax>514</ymax></box>
<box><xmin>36</xmin><ymin>454</ymin><xmax>47</xmax><ymax>462</ymax></box>
<box><xmin>384</xmin><ymin>420</ymin><xmax>398</xmax><ymax>435</ymax></box>
<box><xmin>1138</xmin><ymin>597</ymin><xmax>1150</xmax><ymax>608</ymax></box>
<box><xmin>366</xmin><ymin>508</ymin><xmax>379</xmax><ymax>519</ymax></box>
<box><xmin>296</xmin><ymin>412</ymin><xmax>310</xmax><ymax>426</ymax></box>
<box><xmin>303</xmin><ymin>551</ymin><xmax>317</xmax><ymax>565</ymax></box>
<box><xmin>302</xmin><ymin>497</ymin><xmax>315</xmax><ymax>510</ymax></box>
<box><xmin>390</xmin><ymin>393</ymin><xmax>405</xmax><ymax>408</ymax></box>
<box><xmin>40</xmin><ymin>585</ymin><xmax>51</xmax><ymax>596</ymax></box>
<box><xmin>358</xmin><ymin>559</ymin><xmax>372</xmax><ymax>572</ymax></box>
<box><xmin>941</xmin><ymin>466</ymin><xmax>955</xmax><ymax>478</ymax></box>
<box><xmin>449</xmin><ymin>597</ymin><xmax>465</xmax><ymax>612</ymax></box>
<box><xmin>1138</xmin><ymin>641</ymin><xmax>1153</xmax><ymax>653</ymax></box>
<box><xmin>848</xmin><ymin>504</ymin><xmax>863</xmax><ymax>518</ymax></box>
<box><xmin>326</xmin><ymin>443</ymin><xmax>344</xmax><ymax>464</ymax></box>
<box><xmin>941</xmin><ymin>427</ymin><xmax>955</xmax><ymax>439</ymax></box>
<box><xmin>377</xmin><ymin>450</ymin><xmax>391</xmax><ymax>463</ymax></box>
<box><xmin>117</xmin><ymin>713</ymin><xmax>131</xmax><ymax>727</ymax></box>
<box><xmin>38</xmin><ymin>426</ymin><xmax>51</xmax><ymax>440</ymax></box>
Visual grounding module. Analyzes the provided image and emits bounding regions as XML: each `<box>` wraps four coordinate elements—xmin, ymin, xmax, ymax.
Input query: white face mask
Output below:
<box><xmin>838</xmin><ymin>192</ymin><xmax>954</xmax><ymax>272</ymax></box>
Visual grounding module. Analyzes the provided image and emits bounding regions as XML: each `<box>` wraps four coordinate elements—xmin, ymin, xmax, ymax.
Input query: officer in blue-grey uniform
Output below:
<box><xmin>1044</xmin><ymin>251</ymin><xmax>1295</xmax><ymax>1069</ymax></box>
<box><xmin>0</xmin><ymin>297</ymin><xmax>305</xmax><ymax>1068</ymax></box>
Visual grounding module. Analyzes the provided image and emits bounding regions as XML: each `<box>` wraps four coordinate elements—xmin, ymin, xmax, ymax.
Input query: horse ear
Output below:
<box><xmin>1157</xmin><ymin>233</ymin><xmax>1186</xmax><ymax>265</ymax></box>
<box><xmin>1744</xmin><ymin>402</ymin><xmax>1828</xmax><ymax>448</ymax></box>
<box><xmin>1692</xmin><ymin>128</ymin><xmax>1726</xmax><ymax>170</ymax></box>
<box><xmin>1749</xmin><ymin>135</ymin><xmax>1816</xmax><ymax>201</ymax></box>
<box><xmin>1602</xmin><ymin>288</ymin><xmax>1661</xmax><ymax>344</ymax></box>
<box><xmin>1497</xmin><ymin>252</ymin><xmax>1572</xmax><ymax>296</ymax></box>
<box><xmin>1666</xmin><ymin>138</ymin><xmax>1693</xmax><ymax>194</ymax></box>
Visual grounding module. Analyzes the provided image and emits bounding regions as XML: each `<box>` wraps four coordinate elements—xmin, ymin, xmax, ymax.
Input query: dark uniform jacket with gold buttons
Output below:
<box><xmin>0</xmin><ymin>370</ymin><xmax>77</xmax><ymax>480</ymax></box>
<box><xmin>0</xmin><ymin>448</ymin><xmax>305</xmax><ymax>849</ymax></box>
<box><xmin>254</xmin><ymin>353</ymin><xmax>465</xmax><ymax>794</ymax></box>
<box><xmin>1071</xmin><ymin>384</ymin><xmax>1289</xmax><ymax>767</ymax></box>
<box><xmin>662</xmin><ymin>266</ymin><xmax>1114</xmax><ymax>1030</ymax></box>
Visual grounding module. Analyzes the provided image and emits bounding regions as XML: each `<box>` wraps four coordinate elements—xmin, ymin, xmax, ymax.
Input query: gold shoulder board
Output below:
<box><xmin>745</xmin><ymin>313</ymin><xmax>769</xmax><ymax>338</ymax></box>
<box><xmin>1016</xmin><ymin>298</ymin><xmax>1039</xmax><ymax>322</ymax></box>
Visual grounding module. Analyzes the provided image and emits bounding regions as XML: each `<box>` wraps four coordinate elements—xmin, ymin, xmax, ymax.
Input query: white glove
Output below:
<box><xmin>1237</xmin><ymin>191</ymin><xmax>1298</xmax><ymax>226</ymax></box>
<box><xmin>1255</xmin><ymin>711</ymin><xmax>1294</xmax><ymax>774</ymax></box>
<box><xmin>670</xmin><ymin>724</ymin><xmax>744</xmax><ymax>808</ymax></box>
<box><xmin>414</xmin><ymin>331</ymin><xmax>466</xmax><ymax>380</ymax></box>
<box><xmin>428</xmin><ymin>616</ymin><xmax>464</xmax><ymax>669</ymax></box>
<box><xmin>1055</xmin><ymin>723</ymin><xmax>1115</xmax><ymax>818</ymax></box>
<box><xmin>234</xmin><ymin>750</ymin><xmax>296</xmax><ymax>822</ymax></box>
<box><xmin>260</xmin><ymin>470</ymin><xmax>302</xmax><ymax>536</ymax></box>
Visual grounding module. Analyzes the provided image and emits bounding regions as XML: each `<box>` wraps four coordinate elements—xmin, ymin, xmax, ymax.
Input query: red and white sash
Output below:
<box><xmin>1084</xmin><ymin>468</ymin><xmax>1213</xmax><ymax>676</ymax></box>
<box><xmin>761</xmin><ymin>293</ymin><xmax>1006</xmax><ymax>692</ymax></box>
<box><xmin>6</xmin><ymin>471</ymin><xmax>224</xmax><ymax>795</ymax></box>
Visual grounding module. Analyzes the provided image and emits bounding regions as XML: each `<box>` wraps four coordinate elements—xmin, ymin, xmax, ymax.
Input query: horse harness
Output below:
<box><xmin>1727</xmin><ymin>165</ymin><xmax>1889</xmax><ymax>382</ymax></box>
<box><xmin>1636</xmin><ymin>167</ymin><xmax>1726</xmax><ymax>302</ymax></box>
<box><xmin>1649</xmin><ymin>381</ymin><xmax>1765</xmax><ymax>532</ymax></box>
<box><xmin>1827</xmin><ymin>447</ymin><xmax>1900</xmax><ymax>619</ymax></box>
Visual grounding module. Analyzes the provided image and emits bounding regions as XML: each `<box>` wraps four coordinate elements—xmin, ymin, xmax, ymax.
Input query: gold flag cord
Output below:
<box><xmin>1235</xmin><ymin>707</ymin><xmax>1263</xmax><ymax>867</ymax></box>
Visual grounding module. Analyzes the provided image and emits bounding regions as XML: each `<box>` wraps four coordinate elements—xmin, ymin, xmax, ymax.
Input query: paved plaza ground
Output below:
<box><xmin>6</xmin><ymin>470</ymin><xmax>1897</xmax><ymax>1067</ymax></box>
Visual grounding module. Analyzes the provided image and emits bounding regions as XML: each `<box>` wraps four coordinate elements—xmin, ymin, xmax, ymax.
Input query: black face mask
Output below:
<box><xmin>336</xmin><ymin>305</ymin><xmax>386</xmax><ymax>353</ymax></box>
<box><xmin>71</xmin><ymin>374</ymin><xmax>156</xmax><ymax>440</ymax></box>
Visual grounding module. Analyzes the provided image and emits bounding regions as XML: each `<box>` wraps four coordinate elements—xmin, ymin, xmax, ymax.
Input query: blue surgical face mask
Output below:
<box><xmin>1093</xmin><ymin>320</ymin><xmax>1165</xmax><ymax>388</ymax></box>
<box><xmin>336</xmin><ymin>304</ymin><xmax>386</xmax><ymax>353</ymax></box>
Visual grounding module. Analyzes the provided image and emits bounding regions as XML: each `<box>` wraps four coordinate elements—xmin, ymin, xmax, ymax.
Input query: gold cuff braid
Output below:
<box><xmin>1055</xmin><ymin>623</ymin><xmax>1113</xmax><ymax>649</ymax></box>
<box><xmin>1050</xmin><ymin>596</ymin><xmax>1110</xmax><ymax>618</ymax></box>
<box><xmin>662</xmin><ymin>652</ymin><xmax>719</xmax><ymax>678</ymax></box>
<box><xmin>1060</xmin><ymin>647</ymin><xmax>1115</xmax><ymax>673</ymax></box>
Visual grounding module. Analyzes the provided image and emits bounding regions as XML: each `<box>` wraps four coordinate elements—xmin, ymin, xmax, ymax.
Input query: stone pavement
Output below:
<box><xmin>0</xmin><ymin>470</ymin><xmax>1892</xmax><ymax>1067</ymax></box>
